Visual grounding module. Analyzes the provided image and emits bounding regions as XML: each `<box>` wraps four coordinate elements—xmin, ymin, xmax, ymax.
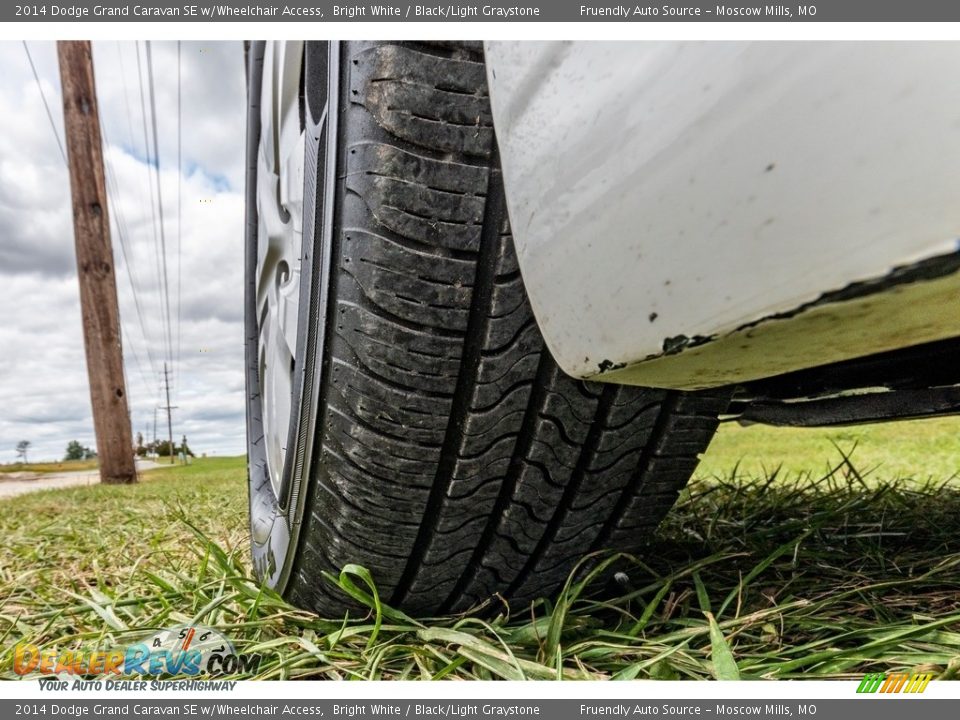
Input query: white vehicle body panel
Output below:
<box><xmin>484</xmin><ymin>42</ymin><xmax>960</xmax><ymax>389</ymax></box>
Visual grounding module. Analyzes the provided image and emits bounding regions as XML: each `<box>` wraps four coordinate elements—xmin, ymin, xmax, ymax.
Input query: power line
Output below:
<box><xmin>22</xmin><ymin>41</ymin><xmax>67</xmax><ymax>167</ymax></box>
<box><xmin>85</xmin><ymin>42</ymin><xmax>161</xmax><ymax>413</ymax></box>
<box><xmin>176</xmin><ymin>40</ymin><xmax>183</xmax><ymax>402</ymax></box>
<box><xmin>120</xmin><ymin>318</ymin><xmax>153</xmax><ymax>402</ymax></box>
<box><xmin>135</xmin><ymin>41</ymin><xmax>169</xmax><ymax>375</ymax></box>
<box><xmin>87</xmin><ymin>43</ymin><xmax>159</xmax><ymax>442</ymax></box>
<box><xmin>102</xmin><ymin>146</ymin><xmax>160</xmax><ymax>381</ymax></box>
<box><xmin>117</xmin><ymin>41</ymin><xmax>158</xmax><ymax>267</ymax></box>
<box><xmin>116</xmin><ymin>43</ymin><xmax>139</xmax><ymax>159</ymax></box>
<box><xmin>145</xmin><ymin>41</ymin><xmax>175</xmax><ymax>385</ymax></box>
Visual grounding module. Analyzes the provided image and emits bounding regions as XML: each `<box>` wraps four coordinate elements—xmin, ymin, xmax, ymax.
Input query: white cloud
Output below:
<box><xmin>0</xmin><ymin>41</ymin><xmax>247</xmax><ymax>462</ymax></box>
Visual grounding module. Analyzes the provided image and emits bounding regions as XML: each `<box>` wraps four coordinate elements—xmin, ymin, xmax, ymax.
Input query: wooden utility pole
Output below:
<box><xmin>161</xmin><ymin>363</ymin><xmax>177</xmax><ymax>465</ymax></box>
<box><xmin>58</xmin><ymin>41</ymin><xmax>136</xmax><ymax>485</ymax></box>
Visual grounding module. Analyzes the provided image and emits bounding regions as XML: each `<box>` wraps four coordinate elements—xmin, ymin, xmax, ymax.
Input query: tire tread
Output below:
<box><xmin>284</xmin><ymin>42</ymin><xmax>728</xmax><ymax>616</ymax></box>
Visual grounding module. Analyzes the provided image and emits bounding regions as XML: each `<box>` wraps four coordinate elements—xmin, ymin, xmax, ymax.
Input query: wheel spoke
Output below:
<box><xmin>279</xmin><ymin>132</ymin><xmax>305</xmax><ymax>235</ymax></box>
<box><xmin>254</xmin><ymin>41</ymin><xmax>309</xmax><ymax>499</ymax></box>
<box><xmin>259</xmin><ymin>308</ymin><xmax>292</xmax><ymax>493</ymax></box>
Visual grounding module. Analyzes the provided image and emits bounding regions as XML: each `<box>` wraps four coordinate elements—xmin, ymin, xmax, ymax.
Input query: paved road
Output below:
<box><xmin>0</xmin><ymin>459</ymin><xmax>167</xmax><ymax>500</ymax></box>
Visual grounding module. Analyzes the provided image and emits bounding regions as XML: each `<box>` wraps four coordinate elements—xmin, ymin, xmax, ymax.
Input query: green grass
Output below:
<box><xmin>0</xmin><ymin>459</ymin><xmax>99</xmax><ymax>475</ymax></box>
<box><xmin>1</xmin><ymin>430</ymin><xmax>959</xmax><ymax>681</ymax></box>
<box><xmin>699</xmin><ymin>416</ymin><xmax>960</xmax><ymax>485</ymax></box>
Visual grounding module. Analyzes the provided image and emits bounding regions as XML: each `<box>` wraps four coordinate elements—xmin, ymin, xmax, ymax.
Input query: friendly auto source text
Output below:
<box><xmin>580</xmin><ymin>706</ymin><xmax>814</xmax><ymax>716</ymax></box>
<box><xmin>580</xmin><ymin>5</ymin><xmax>814</xmax><ymax>17</ymax></box>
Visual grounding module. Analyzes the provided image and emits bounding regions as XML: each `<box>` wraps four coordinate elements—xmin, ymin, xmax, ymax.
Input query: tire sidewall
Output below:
<box><xmin>247</xmin><ymin>39</ymin><xmax>339</xmax><ymax>593</ymax></box>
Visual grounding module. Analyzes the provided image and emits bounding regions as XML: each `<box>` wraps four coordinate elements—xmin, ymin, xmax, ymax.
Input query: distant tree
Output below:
<box><xmin>15</xmin><ymin>440</ymin><xmax>30</xmax><ymax>464</ymax></box>
<box><xmin>65</xmin><ymin>440</ymin><xmax>96</xmax><ymax>461</ymax></box>
<box><xmin>65</xmin><ymin>440</ymin><xmax>85</xmax><ymax>461</ymax></box>
<box><xmin>149</xmin><ymin>439</ymin><xmax>193</xmax><ymax>459</ymax></box>
<box><xmin>153</xmin><ymin>440</ymin><xmax>174</xmax><ymax>457</ymax></box>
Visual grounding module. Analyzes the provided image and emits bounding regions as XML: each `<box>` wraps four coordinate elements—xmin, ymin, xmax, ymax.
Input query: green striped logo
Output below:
<box><xmin>857</xmin><ymin>672</ymin><xmax>932</xmax><ymax>694</ymax></box>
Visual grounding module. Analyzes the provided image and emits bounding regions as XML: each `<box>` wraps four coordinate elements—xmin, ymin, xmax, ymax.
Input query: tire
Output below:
<box><xmin>245</xmin><ymin>41</ymin><xmax>730</xmax><ymax>617</ymax></box>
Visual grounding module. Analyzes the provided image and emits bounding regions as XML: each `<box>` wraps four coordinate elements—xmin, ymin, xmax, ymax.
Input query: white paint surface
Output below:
<box><xmin>485</xmin><ymin>42</ymin><xmax>960</xmax><ymax>384</ymax></box>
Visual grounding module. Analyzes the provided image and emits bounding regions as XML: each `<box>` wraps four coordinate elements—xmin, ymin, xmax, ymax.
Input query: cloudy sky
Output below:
<box><xmin>0</xmin><ymin>41</ymin><xmax>247</xmax><ymax>463</ymax></box>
